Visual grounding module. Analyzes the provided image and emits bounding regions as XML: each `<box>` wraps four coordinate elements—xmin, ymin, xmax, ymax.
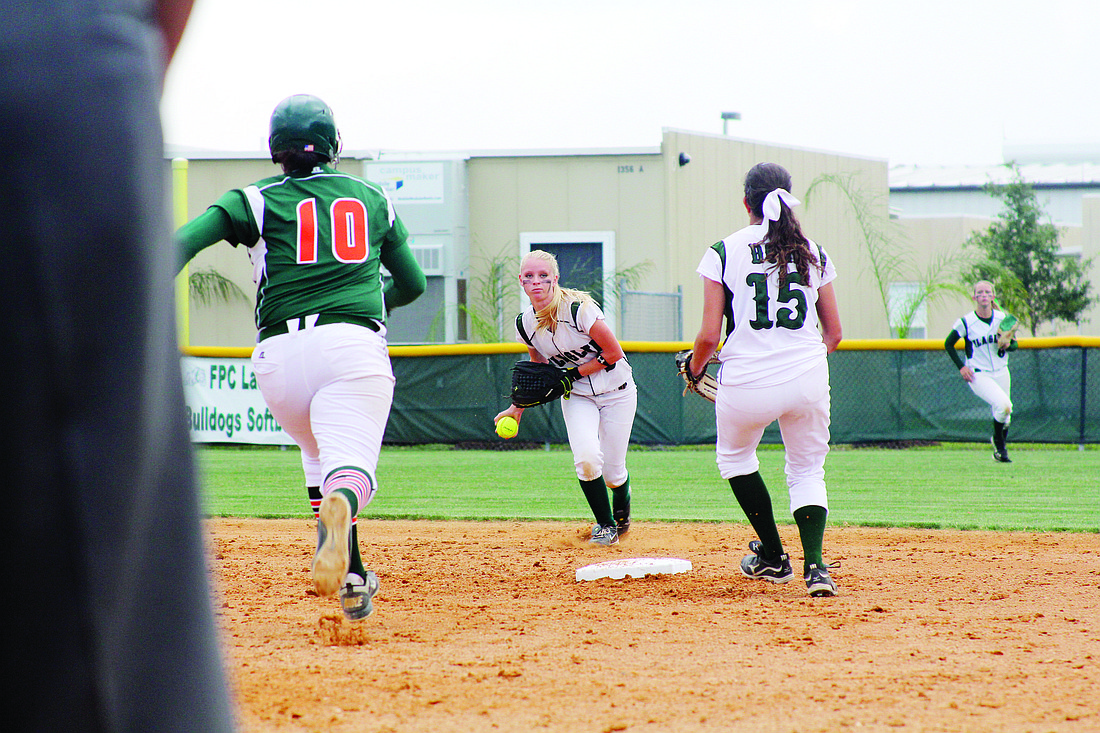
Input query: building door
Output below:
<box><xmin>536</xmin><ymin>241</ymin><xmax>603</xmax><ymax>306</ymax></box>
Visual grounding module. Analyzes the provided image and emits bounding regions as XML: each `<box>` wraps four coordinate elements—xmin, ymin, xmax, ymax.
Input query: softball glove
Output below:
<box><xmin>510</xmin><ymin>361</ymin><xmax>578</xmax><ymax>408</ymax></box>
<box><xmin>996</xmin><ymin>314</ymin><xmax>1018</xmax><ymax>352</ymax></box>
<box><xmin>675</xmin><ymin>350</ymin><xmax>719</xmax><ymax>403</ymax></box>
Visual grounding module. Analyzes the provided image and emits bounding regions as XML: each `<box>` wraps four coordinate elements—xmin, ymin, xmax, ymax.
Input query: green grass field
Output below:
<box><xmin>196</xmin><ymin>443</ymin><xmax>1100</xmax><ymax>533</ymax></box>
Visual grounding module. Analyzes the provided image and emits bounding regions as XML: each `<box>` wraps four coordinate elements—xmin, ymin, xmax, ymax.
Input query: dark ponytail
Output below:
<box><xmin>743</xmin><ymin>162</ymin><xmax>821</xmax><ymax>285</ymax></box>
<box><xmin>273</xmin><ymin>149</ymin><xmax>329</xmax><ymax>174</ymax></box>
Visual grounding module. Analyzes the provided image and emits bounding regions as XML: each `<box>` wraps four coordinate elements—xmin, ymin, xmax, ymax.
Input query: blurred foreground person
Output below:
<box><xmin>0</xmin><ymin>1</ymin><xmax>237</xmax><ymax>730</ymax></box>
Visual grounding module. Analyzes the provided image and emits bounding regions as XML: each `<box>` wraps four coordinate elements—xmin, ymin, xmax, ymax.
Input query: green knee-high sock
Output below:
<box><xmin>579</xmin><ymin>477</ymin><xmax>614</xmax><ymax>527</ymax></box>
<box><xmin>309</xmin><ymin>485</ymin><xmax>361</xmax><ymax>518</ymax></box>
<box><xmin>330</xmin><ymin>488</ymin><xmax>365</xmax><ymax>576</ymax></box>
<box><xmin>315</xmin><ymin>486</ymin><xmax>366</xmax><ymax>578</ymax></box>
<box><xmin>332</xmin><ymin>487</ymin><xmax>359</xmax><ymax>516</ymax></box>
<box><xmin>610</xmin><ymin>476</ymin><xmax>631</xmax><ymax>515</ymax></box>
<box><xmin>794</xmin><ymin>505</ymin><xmax>828</xmax><ymax>573</ymax></box>
<box><xmin>728</xmin><ymin>472</ymin><xmax>784</xmax><ymax>558</ymax></box>
<box><xmin>348</xmin><ymin>523</ymin><xmax>366</xmax><ymax>578</ymax></box>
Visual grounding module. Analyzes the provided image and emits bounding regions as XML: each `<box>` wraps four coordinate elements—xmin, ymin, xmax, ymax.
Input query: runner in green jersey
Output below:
<box><xmin>177</xmin><ymin>94</ymin><xmax>426</xmax><ymax>620</ymax></box>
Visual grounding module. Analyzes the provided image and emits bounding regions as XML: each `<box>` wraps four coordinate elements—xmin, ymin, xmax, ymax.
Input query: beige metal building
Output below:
<box><xmin>183</xmin><ymin>129</ymin><xmax>1077</xmax><ymax>348</ymax></box>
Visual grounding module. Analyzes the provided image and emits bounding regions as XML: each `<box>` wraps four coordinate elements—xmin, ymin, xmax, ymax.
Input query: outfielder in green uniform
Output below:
<box><xmin>177</xmin><ymin>94</ymin><xmax>426</xmax><ymax>620</ymax></box>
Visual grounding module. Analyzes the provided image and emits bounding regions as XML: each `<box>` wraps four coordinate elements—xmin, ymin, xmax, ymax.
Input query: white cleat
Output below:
<box><xmin>312</xmin><ymin>493</ymin><xmax>351</xmax><ymax>597</ymax></box>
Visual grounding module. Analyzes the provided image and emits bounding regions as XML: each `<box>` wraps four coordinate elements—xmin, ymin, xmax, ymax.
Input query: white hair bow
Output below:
<box><xmin>761</xmin><ymin>188</ymin><xmax>800</xmax><ymax>222</ymax></box>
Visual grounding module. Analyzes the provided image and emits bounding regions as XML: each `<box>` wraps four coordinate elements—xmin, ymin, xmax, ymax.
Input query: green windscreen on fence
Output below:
<box><xmin>383</xmin><ymin>340</ymin><xmax>1098</xmax><ymax>446</ymax></box>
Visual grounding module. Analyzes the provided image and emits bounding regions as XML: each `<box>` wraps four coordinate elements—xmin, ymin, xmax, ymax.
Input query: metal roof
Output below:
<box><xmin>891</xmin><ymin>141</ymin><xmax>1100</xmax><ymax>190</ymax></box>
<box><xmin>891</xmin><ymin>162</ymin><xmax>1100</xmax><ymax>190</ymax></box>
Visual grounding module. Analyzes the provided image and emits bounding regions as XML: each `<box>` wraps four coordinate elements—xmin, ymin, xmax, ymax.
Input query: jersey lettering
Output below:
<box><xmin>746</xmin><ymin>271</ymin><xmax>807</xmax><ymax>331</ymax></box>
<box><xmin>331</xmin><ymin>198</ymin><xmax>369</xmax><ymax>263</ymax></box>
<box><xmin>970</xmin><ymin>333</ymin><xmax>999</xmax><ymax>348</ymax></box>
<box><xmin>296</xmin><ymin>198</ymin><xmax>318</xmax><ymax>263</ymax></box>
<box><xmin>549</xmin><ymin>341</ymin><xmax>598</xmax><ymax>368</ymax></box>
<box><xmin>748</xmin><ymin>242</ymin><xmax>766</xmax><ymax>264</ymax></box>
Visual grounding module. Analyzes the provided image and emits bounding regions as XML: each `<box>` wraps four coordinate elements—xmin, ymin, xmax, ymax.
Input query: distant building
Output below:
<box><xmin>168</xmin><ymin>131</ymin><xmax>893</xmax><ymax>347</ymax></box>
<box><xmin>891</xmin><ymin>146</ymin><xmax>1100</xmax><ymax>227</ymax></box>
<box><xmin>168</xmin><ymin>138</ymin><xmax>1100</xmax><ymax>348</ymax></box>
<box><xmin>889</xmin><ymin>144</ymin><xmax>1100</xmax><ymax>337</ymax></box>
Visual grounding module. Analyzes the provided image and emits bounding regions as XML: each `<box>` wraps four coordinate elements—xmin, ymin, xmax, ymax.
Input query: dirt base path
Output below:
<box><xmin>208</xmin><ymin>519</ymin><xmax>1099</xmax><ymax>733</ymax></box>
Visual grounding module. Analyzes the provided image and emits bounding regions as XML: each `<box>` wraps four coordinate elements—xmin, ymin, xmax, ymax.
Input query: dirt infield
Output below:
<box><xmin>209</xmin><ymin>519</ymin><xmax>1099</xmax><ymax>733</ymax></box>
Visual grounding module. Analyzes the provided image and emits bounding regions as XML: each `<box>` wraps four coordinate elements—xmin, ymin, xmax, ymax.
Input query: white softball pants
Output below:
<box><xmin>715</xmin><ymin>364</ymin><xmax>831</xmax><ymax>513</ymax></box>
<box><xmin>968</xmin><ymin>368</ymin><xmax>1012</xmax><ymax>425</ymax></box>
<box><xmin>560</xmin><ymin>380</ymin><xmax>637</xmax><ymax>486</ymax></box>
<box><xmin>251</xmin><ymin>320</ymin><xmax>394</xmax><ymax>511</ymax></box>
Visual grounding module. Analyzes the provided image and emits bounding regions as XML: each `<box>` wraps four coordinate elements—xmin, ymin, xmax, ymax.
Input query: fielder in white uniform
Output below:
<box><xmin>689</xmin><ymin>162</ymin><xmax>843</xmax><ymax>597</ymax></box>
<box><xmin>494</xmin><ymin>250</ymin><xmax>637</xmax><ymax>546</ymax></box>
<box><xmin>944</xmin><ymin>280</ymin><xmax>1017</xmax><ymax>462</ymax></box>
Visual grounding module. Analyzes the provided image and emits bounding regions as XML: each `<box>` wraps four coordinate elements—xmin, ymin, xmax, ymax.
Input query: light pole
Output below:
<box><xmin>721</xmin><ymin>111</ymin><xmax>741</xmax><ymax>135</ymax></box>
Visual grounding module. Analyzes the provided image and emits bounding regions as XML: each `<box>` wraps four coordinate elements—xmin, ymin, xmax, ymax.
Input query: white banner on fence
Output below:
<box><xmin>180</xmin><ymin>356</ymin><xmax>294</xmax><ymax>445</ymax></box>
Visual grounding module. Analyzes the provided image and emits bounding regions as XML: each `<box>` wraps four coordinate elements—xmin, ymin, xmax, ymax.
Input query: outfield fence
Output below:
<box><xmin>183</xmin><ymin>337</ymin><xmax>1100</xmax><ymax>446</ymax></box>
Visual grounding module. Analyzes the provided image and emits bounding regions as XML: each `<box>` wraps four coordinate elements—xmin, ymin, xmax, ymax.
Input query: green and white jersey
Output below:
<box><xmin>697</xmin><ymin>224</ymin><xmax>836</xmax><ymax>388</ymax></box>
<box><xmin>514</xmin><ymin>298</ymin><xmax>634</xmax><ymax>397</ymax></box>
<box><xmin>211</xmin><ymin>164</ymin><xmax>409</xmax><ymax>330</ymax></box>
<box><xmin>952</xmin><ymin>309</ymin><xmax>1013</xmax><ymax>372</ymax></box>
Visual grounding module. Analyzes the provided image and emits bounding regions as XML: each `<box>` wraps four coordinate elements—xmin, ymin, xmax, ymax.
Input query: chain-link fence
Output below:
<box><xmin>386</xmin><ymin>341</ymin><xmax>1100</xmax><ymax>446</ymax></box>
<box><xmin>618</xmin><ymin>288</ymin><xmax>682</xmax><ymax>342</ymax></box>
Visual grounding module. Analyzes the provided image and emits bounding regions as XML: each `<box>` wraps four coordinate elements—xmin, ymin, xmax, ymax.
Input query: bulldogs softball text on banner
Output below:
<box><xmin>181</xmin><ymin>356</ymin><xmax>294</xmax><ymax>445</ymax></box>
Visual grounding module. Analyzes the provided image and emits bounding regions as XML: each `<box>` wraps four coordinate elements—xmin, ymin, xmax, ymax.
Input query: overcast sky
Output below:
<box><xmin>161</xmin><ymin>0</ymin><xmax>1098</xmax><ymax>167</ymax></box>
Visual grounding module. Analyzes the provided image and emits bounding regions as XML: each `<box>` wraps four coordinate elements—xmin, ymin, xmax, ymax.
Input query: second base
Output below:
<box><xmin>575</xmin><ymin>557</ymin><xmax>692</xmax><ymax>582</ymax></box>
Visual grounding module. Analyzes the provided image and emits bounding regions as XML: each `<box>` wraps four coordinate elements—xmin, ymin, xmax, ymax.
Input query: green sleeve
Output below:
<box><xmin>944</xmin><ymin>329</ymin><xmax>965</xmax><ymax>369</ymax></box>
<box><xmin>176</xmin><ymin>206</ymin><xmax>235</xmax><ymax>272</ymax></box>
<box><xmin>381</xmin><ymin>240</ymin><xmax>427</xmax><ymax>311</ymax></box>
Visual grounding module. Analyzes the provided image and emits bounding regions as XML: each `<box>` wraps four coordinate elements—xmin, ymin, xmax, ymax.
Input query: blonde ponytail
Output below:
<box><xmin>534</xmin><ymin>286</ymin><xmax>595</xmax><ymax>332</ymax></box>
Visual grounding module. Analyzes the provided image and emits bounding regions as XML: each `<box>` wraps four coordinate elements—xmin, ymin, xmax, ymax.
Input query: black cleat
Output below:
<box><xmin>804</xmin><ymin>563</ymin><xmax>839</xmax><ymax>597</ymax></box>
<box><xmin>739</xmin><ymin>540</ymin><xmax>794</xmax><ymax>583</ymax></box>
<box><xmin>991</xmin><ymin>437</ymin><xmax>1012</xmax><ymax>463</ymax></box>
<box><xmin>613</xmin><ymin>506</ymin><xmax>631</xmax><ymax>536</ymax></box>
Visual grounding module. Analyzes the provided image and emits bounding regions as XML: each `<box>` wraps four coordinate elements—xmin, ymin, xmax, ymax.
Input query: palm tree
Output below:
<box><xmin>805</xmin><ymin>172</ymin><xmax>970</xmax><ymax>338</ymax></box>
<box><xmin>188</xmin><ymin>268</ymin><xmax>249</xmax><ymax>307</ymax></box>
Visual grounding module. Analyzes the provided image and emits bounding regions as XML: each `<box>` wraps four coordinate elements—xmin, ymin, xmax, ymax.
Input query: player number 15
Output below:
<box><xmin>746</xmin><ymin>272</ymin><xmax>807</xmax><ymax>330</ymax></box>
